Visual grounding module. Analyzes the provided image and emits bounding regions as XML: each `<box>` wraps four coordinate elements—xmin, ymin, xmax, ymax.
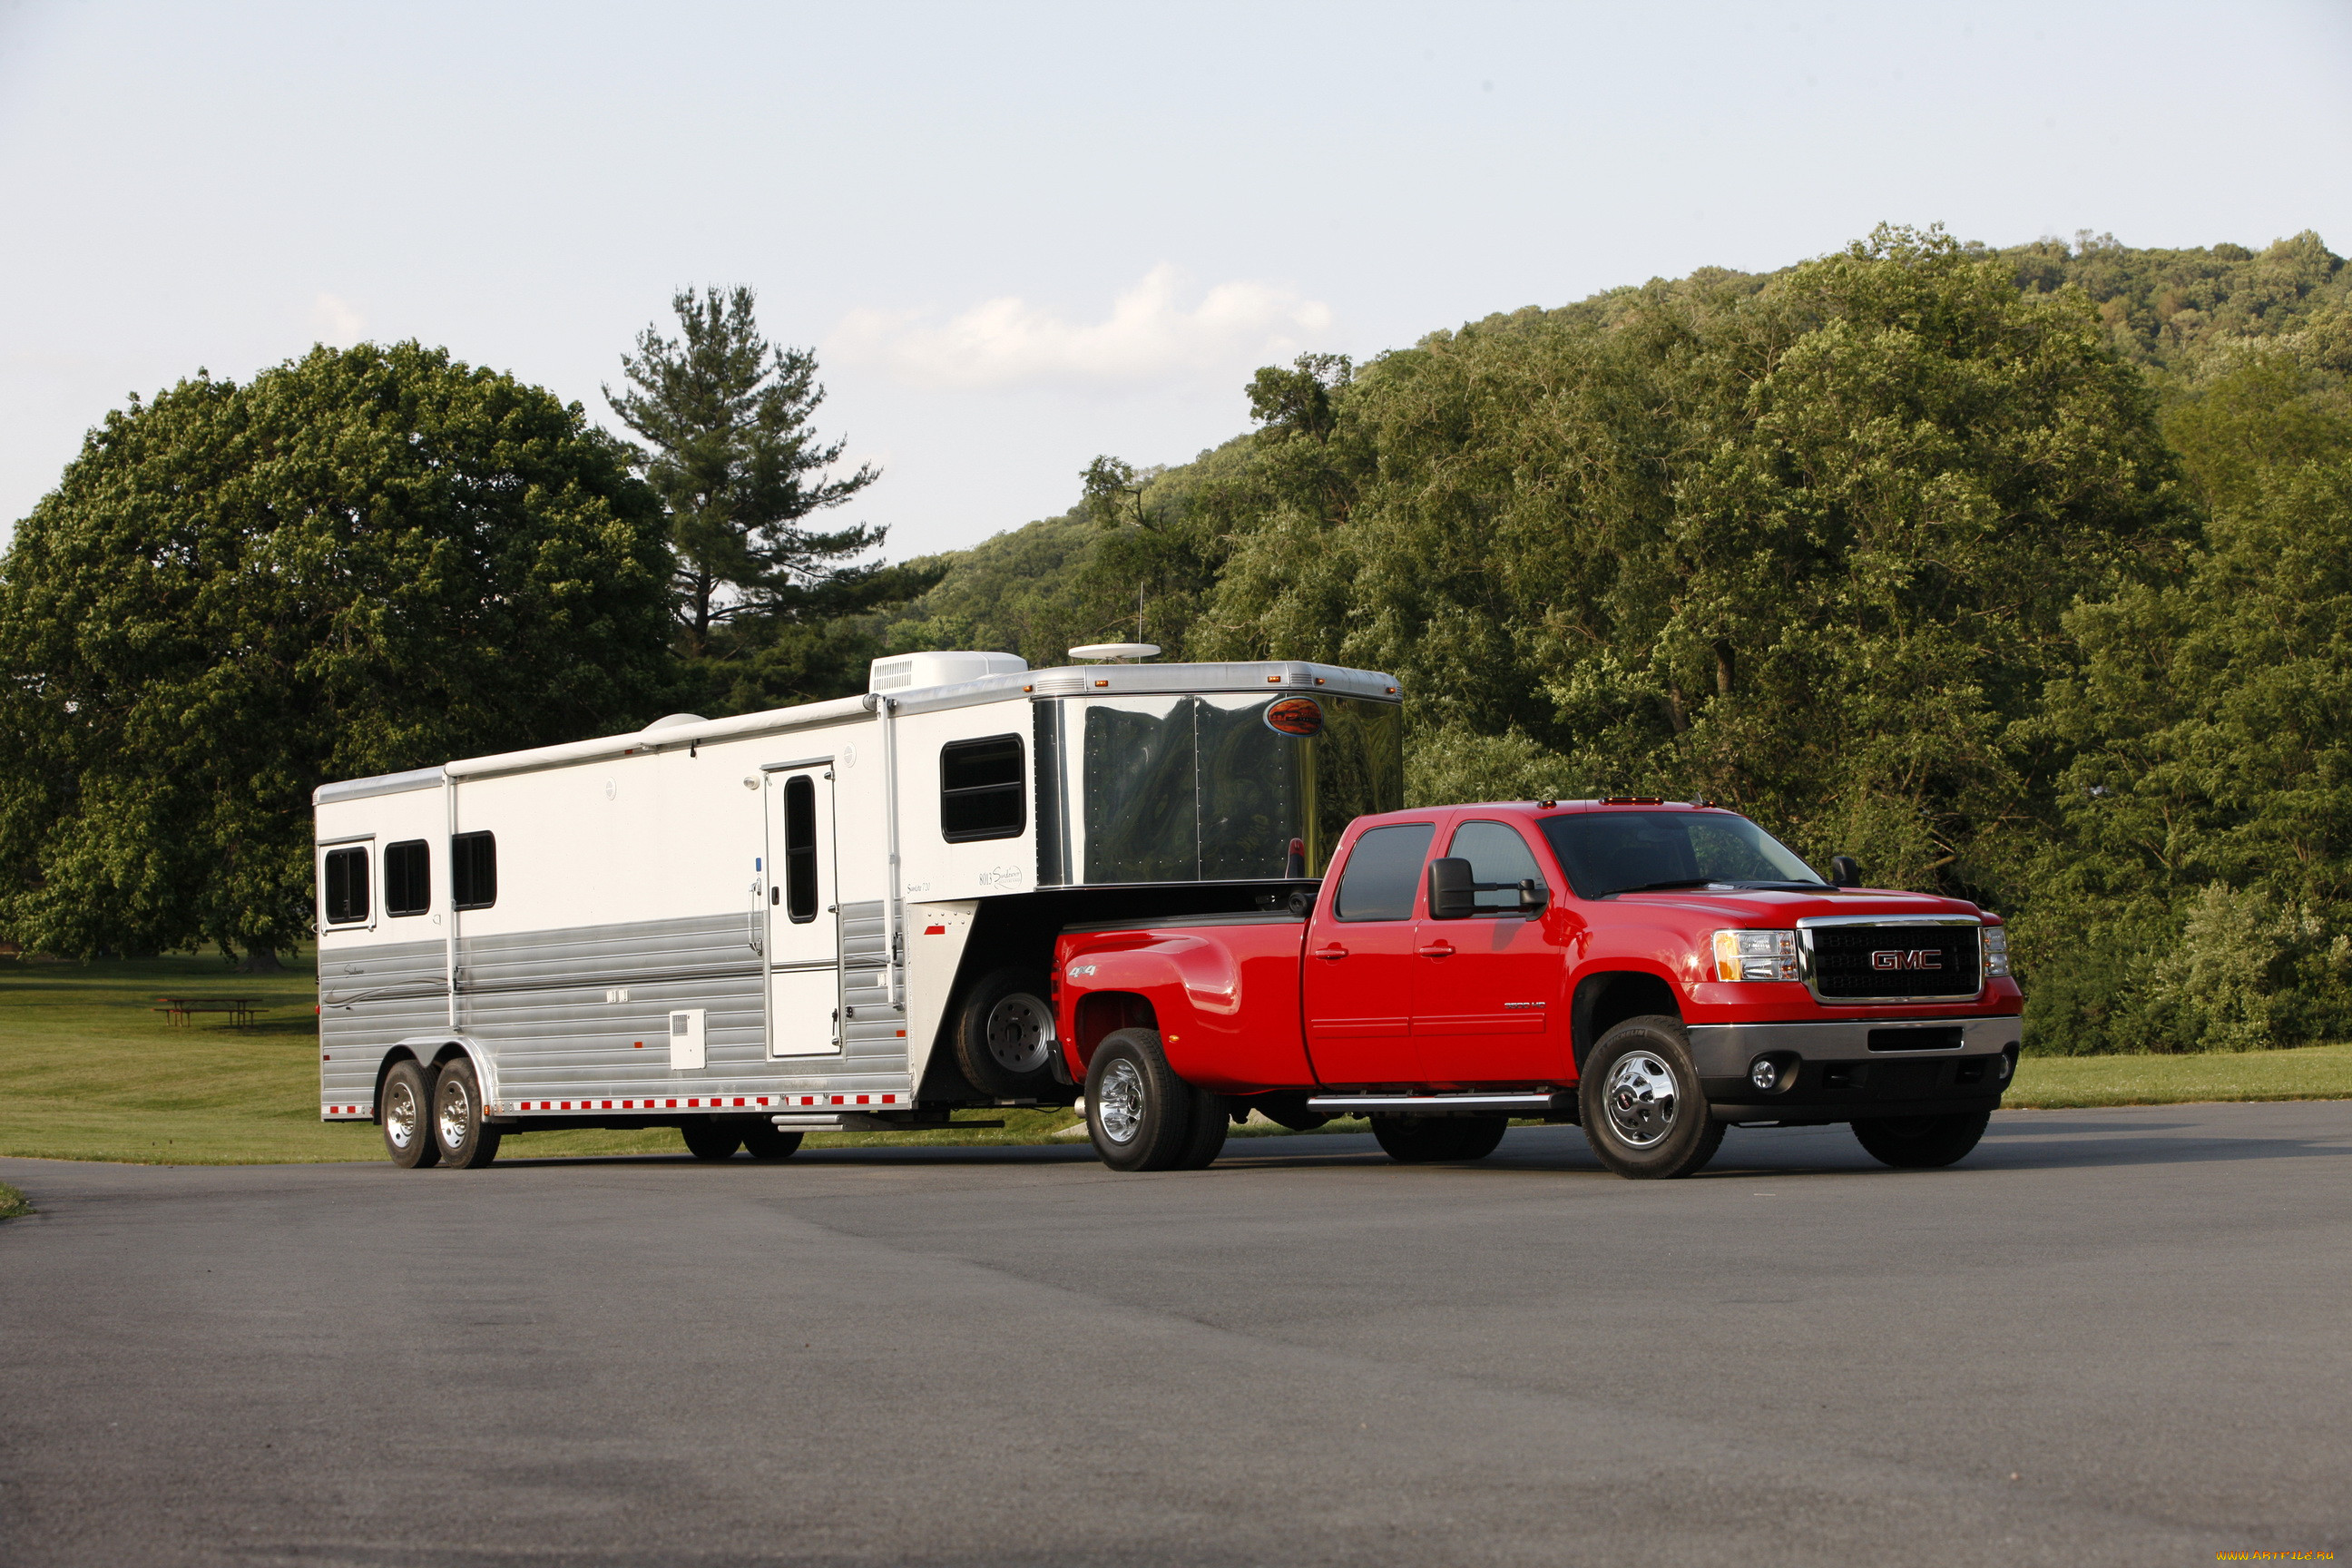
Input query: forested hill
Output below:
<box><xmin>876</xmin><ymin>226</ymin><xmax>2352</xmax><ymax>1056</ymax></box>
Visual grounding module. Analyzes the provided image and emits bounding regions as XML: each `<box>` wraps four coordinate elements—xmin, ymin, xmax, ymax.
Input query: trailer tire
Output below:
<box><xmin>381</xmin><ymin>1059</ymin><xmax>440</xmax><ymax>1169</ymax></box>
<box><xmin>1084</xmin><ymin>1028</ymin><xmax>1196</xmax><ymax>1172</ymax></box>
<box><xmin>952</xmin><ymin>968</ymin><xmax>1062</xmax><ymax>1099</ymax></box>
<box><xmin>1578</xmin><ymin>1015</ymin><xmax>1724</xmax><ymax>1180</ymax></box>
<box><xmin>1370</xmin><ymin>1113</ymin><xmax>1508</xmax><ymax>1164</ymax></box>
<box><xmin>681</xmin><ymin>1122</ymin><xmax>741</xmax><ymax>1161</ymax></box>
<box><xmin>741</xmin><ymin>1122</ymin><xmax>805</xmax><ymax>1161</ymax></box>
<box><xmin>1175</xmin><ymin>1088</ymin><xmax>1230</xmax><ymax>1170</ymax></box>
<box><xmin>430</xmin><ymin>1056</ymin><xmax>502</xmax><ymax>1169</ymax></box>
<box><xmin>1852</xmin><ymin>1111</ymin><xmax>1992</xmax><ymax>1169</ymax></box>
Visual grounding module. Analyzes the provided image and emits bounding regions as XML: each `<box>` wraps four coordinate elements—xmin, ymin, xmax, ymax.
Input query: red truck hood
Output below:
<box><xmin>1605</xmin><ymin>887</ymin><xmax>1991</xmax><ymax>925</ymax></box>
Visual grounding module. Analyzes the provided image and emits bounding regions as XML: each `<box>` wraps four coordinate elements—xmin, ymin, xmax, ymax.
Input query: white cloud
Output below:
<box><xmin>828</xmin><ymin>264</ymin><xmax>1335</xmax><ymax>391</ymax></box>
<box><xmin>310</xmin><ymin>293</ymin><xmax>366</xmax><ymax>346</ymax></box>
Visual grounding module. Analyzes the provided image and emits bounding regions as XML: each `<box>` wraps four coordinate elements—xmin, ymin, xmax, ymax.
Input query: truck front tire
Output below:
<box><xmin>1371</xmin><ymin>1114</ymin><xmax>1509</xmax><ymax>1163</ymax></box>
<box><xmin>1579</xmin><ymin>1016</ymin><xmax>1724</xmax><ymax>1180</ymax></box>
<box><xmin>381</xmin><ymin>1059</ymin><xmax>440</xmax><ymax>1170</ymax></box>
<box><xmin>1852</xmin><ymin>1111</ymin><xmax>1991</xmax><ymax>1169</ymax></box>
<box><xmin>953</xmin><ymin>968</ymin><xmax>1063</xmax><ymax>1100</ymax></box>
<box><xmin>430</xmin><ymin>1056</ymin><xmax>502</xmax><ymax>1169</ymax></box>
<box><xmin>1085</xmin><ymin>1028</ymin><xmax>1210</xmax><ymax>1172</ymax></box>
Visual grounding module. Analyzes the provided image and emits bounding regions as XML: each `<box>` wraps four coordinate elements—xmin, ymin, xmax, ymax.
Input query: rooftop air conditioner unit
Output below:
<box><xmin>867</xmin><ymin>651</ymin><xmax>1028</xmax><ymax>694</ymax></box>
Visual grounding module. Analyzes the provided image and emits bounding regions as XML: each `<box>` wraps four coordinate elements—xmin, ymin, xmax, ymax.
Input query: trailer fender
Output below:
<box><xmin>387</xmin><ymin>1034</ymin><xmax>505</xmax><ymax>1111</ymax></box>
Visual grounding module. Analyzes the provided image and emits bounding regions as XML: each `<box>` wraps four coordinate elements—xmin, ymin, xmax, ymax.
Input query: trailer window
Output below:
<box><xmin>451</xmin><ymin>831</ymin><xmax>497</xmax><ymax>910</ymax></box>
<box><xmin>322</xmin><ymin>847</ymin><xmax>369</xmax><ymax>926</ymax></box>
<box><xmin>941</xmin><ymin>734</ymin><xmax>1025</xmax><ymax>842</ymax></box>
<box><xmin>384</xmin><ymin>840</ymin><xmax>430</xmax><ymax>916</ymax></box>
<box><xmin>1332</xmin><ymin>823</ymin><xmax>1434</xmax><ymax>921</ymax></box>
<box><xmin>783</xmin><ymin>774</ymin><xmax>819</xmax><ymax>921</ymax></box>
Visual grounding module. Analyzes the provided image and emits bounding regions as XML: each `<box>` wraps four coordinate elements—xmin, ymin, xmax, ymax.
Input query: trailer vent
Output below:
<box><xmin>868</xmin><ymin>651</ymin><xmax>1027</xmax><ymax>694</ymax></box>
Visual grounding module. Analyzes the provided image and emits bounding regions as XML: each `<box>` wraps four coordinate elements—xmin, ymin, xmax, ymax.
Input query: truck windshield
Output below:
<box><xmin>1036</xmin><ymin>691</ymin><xmax>1404</xmax><ymax>885</ymax></box>
<box><xmin>1538</xmin><ymin>810</ymin><xmax>1825</xmax><ymax>899</ymax></box>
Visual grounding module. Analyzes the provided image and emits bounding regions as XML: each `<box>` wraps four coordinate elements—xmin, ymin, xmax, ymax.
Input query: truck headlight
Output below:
<box><xmin>1982</xmin><ymin>926</ymin><xmax>2010</xmax><ymax>978</ymax></box>
<box><xmin>1712</xmin><ymin>929</ymin><xmax>1799</xmax><ymax>983</ymax></box>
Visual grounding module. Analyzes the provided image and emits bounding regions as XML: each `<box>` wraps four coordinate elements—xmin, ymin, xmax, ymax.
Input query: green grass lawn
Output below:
<box><xmin>1</xmin><ymin>955</ymin><xmax>2347</xmax><ymax>1166</ymax></box>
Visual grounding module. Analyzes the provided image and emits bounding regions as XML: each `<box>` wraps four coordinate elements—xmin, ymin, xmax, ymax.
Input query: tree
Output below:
<box><xmin>0</xmin><ymin>343</ymin><xmax>673</xmax><ymax>966</ymax></box>
<box><xmin>608</xmin><ymin>286</ymin><xmax>884</xmax><ymax>655</ymax></box>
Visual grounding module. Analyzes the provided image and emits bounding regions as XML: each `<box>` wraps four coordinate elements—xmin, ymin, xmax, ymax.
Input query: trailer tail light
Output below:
<box><xmin>1713</xmin><ymin>929</ymin><xmax>1799</xmax><ymax>983</ymax></box>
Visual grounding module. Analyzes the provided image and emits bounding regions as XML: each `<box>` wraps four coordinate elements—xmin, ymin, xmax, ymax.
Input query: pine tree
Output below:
<box><xmin>609</xmin><ymin>287</ymin><xmax>884</xmax><ymax>655</ymax></box>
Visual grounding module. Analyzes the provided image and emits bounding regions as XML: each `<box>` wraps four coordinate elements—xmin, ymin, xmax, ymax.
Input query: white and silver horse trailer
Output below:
<box><xmin>314</xmin><ymin>651</ymin><xmax>1404</xmax><ymax>1166</ymax></box>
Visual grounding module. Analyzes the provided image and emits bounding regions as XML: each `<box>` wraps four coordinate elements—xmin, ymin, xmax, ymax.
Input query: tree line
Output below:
<box><xmin>4</xmin><ymin>229</ymin><xmax>2347</xmax><ymax>1057</ymax></box>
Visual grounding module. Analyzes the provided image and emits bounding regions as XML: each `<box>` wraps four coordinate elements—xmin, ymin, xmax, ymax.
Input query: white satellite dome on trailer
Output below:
<box><xmin>1067</xmin><ymin>642</ymin><xmax>1161</xmax><ymax>662</ymax></box>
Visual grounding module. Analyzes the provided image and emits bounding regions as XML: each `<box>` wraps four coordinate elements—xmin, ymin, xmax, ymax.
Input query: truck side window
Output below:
<box><xmin>1446</xmin><ymin>820</ymin><xmax>1546</xmax><ymax>913</ymax></box>
<box><xmin>384</xmin><ymin>840</ymin><xmax>430</xmax><ymax>916</ymax></box>
<box><xmin>322</xmin><ymin>847</ymin><xmax>369</xmax><ymax>926</ymax></box>
<box><xmin>1331</xmin><ymin>823</ymin><xmax>1434</xmax><ymax>921</ymax></box>
<box><xmin>451</xmin><ymin>831</ymin><xmax>496</xmax><ymax>910</ymax></box>
<box><xmin>941</xmin><ymin>734</ymin><xmax>1025</xmax><ymax>842</ymax></box>
<box><xmin>783</xmin><ymin>774</ymin><xmax>818</xmax><ymax>922</ymax></box>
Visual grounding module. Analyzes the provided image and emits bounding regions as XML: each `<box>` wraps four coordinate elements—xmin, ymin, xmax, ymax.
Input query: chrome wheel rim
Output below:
<box><xmin>985</xmin><ymin>993</ymin><xmax>1054</xmax><ymax>1075</ymax></box>
<box><xmin>1604</xmin><ymin>1050</ymin><xmax>1679</xmax><ymax>1149</ymax></box>
<box><xmin>1095</xmin><ymin>1058</ymin><xmax>1145</xmax><ymax>1144</ymax></box>
<box><xmin>385</xmin><ymin>1080</ymin><xmax>419</xmax><ymax>1150</ymax></box>
<box><xmin>436</xmin><ymin>1076</ymin><xmax>471</xmax><ymax>1152</ymax></box>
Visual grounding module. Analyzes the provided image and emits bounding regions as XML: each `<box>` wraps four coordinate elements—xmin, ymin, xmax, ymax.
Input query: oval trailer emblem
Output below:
<box><xmin>1265</xmin><ymin>697</ymin><xmax>1324</xmax><ymax>737</ymax></box>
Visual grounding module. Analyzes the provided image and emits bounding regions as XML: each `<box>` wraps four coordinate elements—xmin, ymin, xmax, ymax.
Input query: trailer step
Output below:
<box><xmin>1304</xmin><ymin>1093</ymin><xmax>1563</xmax><ymax>1115</ymax></box>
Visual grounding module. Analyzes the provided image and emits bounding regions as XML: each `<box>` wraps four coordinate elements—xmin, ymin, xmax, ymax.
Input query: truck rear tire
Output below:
<box><xmin>1852</xmin><ymin>1111</ymin><xmax>1991</xmax><ymax>1169</ymax></box>
<box><xmin>431</xmin><ymin>1056</ymin><xmax>502</xmax><ymax>1169</ymax></box>
<box><xmin>1578</xmin><ymin>1016</ymin><xmax>1724</xmax><ymax>1180</ymax></box>
<box><xmin>741</xmin><ymin>1122</ymin><xmax>805</xmax><ymax>1161</ymax></box>
<box><xmin>952</xmin><ymin>968</ymin><xmax>1062</xmax><ymax>1099</ymax></box>
<box><xmin>1175</xmin><ymin>1088</ymin><xmax>1230</xmax><ymax>1170</ymax></box>
<box><xmin>1084</xmin><ymin>1028</ymin><xmax>1197</xmax><ymax>1171</ymax></box>
<box><xmin>1371</xmin><ymin>1113</ymin><xmax>1508</xmax><ymax>1163</ymax></box>
<box><xmin>681</xmin><ymin>1122</ymin><xmax>742</xmax><ymax>1161</ymax></box>
<box><xmin>381</xmin><ymin>1059</ymin><xmax>440</xmax><ymax>1169</ymax></box>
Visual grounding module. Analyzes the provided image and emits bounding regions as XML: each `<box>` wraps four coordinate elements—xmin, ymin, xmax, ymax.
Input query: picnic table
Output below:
<box><xmin>152</xmin><ymin>996</ymin><xmax>266</xmax><ymax>1029</ymax></box>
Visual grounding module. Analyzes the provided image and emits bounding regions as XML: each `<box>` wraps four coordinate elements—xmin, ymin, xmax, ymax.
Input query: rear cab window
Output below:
<box><xmin>1331</xmin><ymin>823</ymin><xmax>1436</xmax><ymax>920</ymax></box>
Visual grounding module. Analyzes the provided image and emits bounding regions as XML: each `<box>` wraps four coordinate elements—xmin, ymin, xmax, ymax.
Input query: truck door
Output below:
<box><xmin>765</xmin><ymin>766</ymin><xmax>842</xmax><ymax>1058</ymax></box>
<box><xmin>1412</xmin><ymin>818</ymin><xmax>1565</xmax><ymax>1083</ymax></box>
<box><xmin>1302</xmin><ymin>820</ymin><xmax>1435</xmax><ymax>1085</ymax></box>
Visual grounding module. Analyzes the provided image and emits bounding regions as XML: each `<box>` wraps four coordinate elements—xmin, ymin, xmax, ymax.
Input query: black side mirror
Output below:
<box><xmin>1829</xmin><ymin>855</ymin><xmax>1863</xmax><ymax>888</ymax></box>
<box><xmin>1518</xmin><ymin>877</ymin><xmax>1549</xmax><ymax>915</ymax></box>
<box><xmin>1427</xmin><ymin>858</ymin><xmax>1475</xmax><ymax>919</ymax></box>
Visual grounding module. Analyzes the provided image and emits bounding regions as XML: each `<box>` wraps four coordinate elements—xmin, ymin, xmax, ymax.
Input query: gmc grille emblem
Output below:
<box><xmin>1871</xmin><ymin>949</ymin><xmax>1944</xmax><ymax>971</ymax></box>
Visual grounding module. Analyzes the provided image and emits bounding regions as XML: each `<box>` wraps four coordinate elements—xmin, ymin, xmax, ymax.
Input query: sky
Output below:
<box><xmin>3</xmin><ymin>0</ymin><xmax>2349</xmax><ymax>562</ymax></box>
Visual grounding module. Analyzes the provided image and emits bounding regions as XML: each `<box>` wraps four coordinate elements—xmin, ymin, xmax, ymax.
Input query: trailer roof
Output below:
<box><xmin>314</xmin><ymin>660</ymin><xmax>1400</xmax><ymax>805</ymax></box>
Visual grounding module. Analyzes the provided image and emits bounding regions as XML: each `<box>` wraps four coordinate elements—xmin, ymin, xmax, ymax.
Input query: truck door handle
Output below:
<box><xmin>1314</xmin><ymin>945</ymin><xmax>1348</xmax><ymax>961</ymax></box>
<box><xmin>1417</xmin><ymin>941</ymin><xmax>1455</xmax><ymax>958</ymax></box>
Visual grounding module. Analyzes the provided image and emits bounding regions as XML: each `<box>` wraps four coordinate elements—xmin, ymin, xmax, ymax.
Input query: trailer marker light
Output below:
<box><xmin>1093</xmin><ymin>679</ymin><xmax>1110</xmax><ymax>687</ymax></box>
<box><xmin>925</xmin><ymin>925</ymin><xmax>946</xmax><ymax>935</ymax></box>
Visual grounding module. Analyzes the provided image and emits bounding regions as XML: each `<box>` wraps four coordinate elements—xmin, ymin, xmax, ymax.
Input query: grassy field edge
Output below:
<box><xmin>4</xmin><ymin>956</ymin><xmax>2349</xmax><ymax>1166</ymax></box>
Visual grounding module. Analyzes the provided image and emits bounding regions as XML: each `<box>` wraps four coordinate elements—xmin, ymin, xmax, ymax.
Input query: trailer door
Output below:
<box><xmin>766</xmin><ymin>766</ymin><xmax>843</xmax><ymax>1057</ymax></box>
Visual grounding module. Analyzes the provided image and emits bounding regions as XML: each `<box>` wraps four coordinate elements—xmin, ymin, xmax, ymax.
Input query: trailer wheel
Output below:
<box><xmin>1084</xmin><ymin>1028</ymin><xmax>1197</xmax><ymax>1172</ymax></box>
<box><xmin>381</xmin><ymin>1059</ymin><xmax>440</xmax><ymax>1169</ymax></box>
<box><xmin>681</xmin><ymin>1122</ymin><xmax>741</xmax><ymax>1161</ymax></box>
<box><xmin>1370</xmin><ymin>1113</ymin><xmax>1508</xmax><ymax>1164</ymax></box>
<box><xmin>1852</xmin><ymin>1111</ymin><xmax>1992</xmax><ymax>1169</ymax></box>
<box><xmin>431</xmin><ymin>1056</ymin><xmax>502</xmax><ymax>1169</ymax></box>
<box><xmin>741</xmin><ymin>1122</ymin><xmax>805</xmax><ymax>1161</ymax></box>
<box><xmin>1578</xmin><ymin>1015</ymin><xmax>1724</xmax><ymax>1180</ymax></box>
<box><xmin>952</xmin><ymin>968</ymin><xmax>1061</xmax><ymax>1099</ymax></box>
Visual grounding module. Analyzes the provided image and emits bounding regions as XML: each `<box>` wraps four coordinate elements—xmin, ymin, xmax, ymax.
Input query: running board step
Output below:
<box><xmin>1305</xmin><ymin>1093</ymin><xmax>1563</xmax><ymax>1114</ymax></box>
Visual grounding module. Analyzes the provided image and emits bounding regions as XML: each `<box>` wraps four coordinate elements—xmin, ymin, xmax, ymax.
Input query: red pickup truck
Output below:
<box><xmin>1054</xmin><ymin>799</ymin><xmax>2023</xmax><ymax>1179</ymax></box>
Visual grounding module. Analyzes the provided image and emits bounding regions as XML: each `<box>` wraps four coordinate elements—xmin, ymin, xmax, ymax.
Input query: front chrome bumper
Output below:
<box><xmin>1686</xmin><ymin>1016</ymin><xmax>2020</xmax><ymax>1078</ymax></box>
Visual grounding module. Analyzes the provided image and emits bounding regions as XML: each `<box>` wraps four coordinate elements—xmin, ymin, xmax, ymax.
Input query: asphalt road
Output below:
<box><xmin>3</xmin><ymin>1103</ymin><xmax>2347</xmax><ymax>1568</ymax></box>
